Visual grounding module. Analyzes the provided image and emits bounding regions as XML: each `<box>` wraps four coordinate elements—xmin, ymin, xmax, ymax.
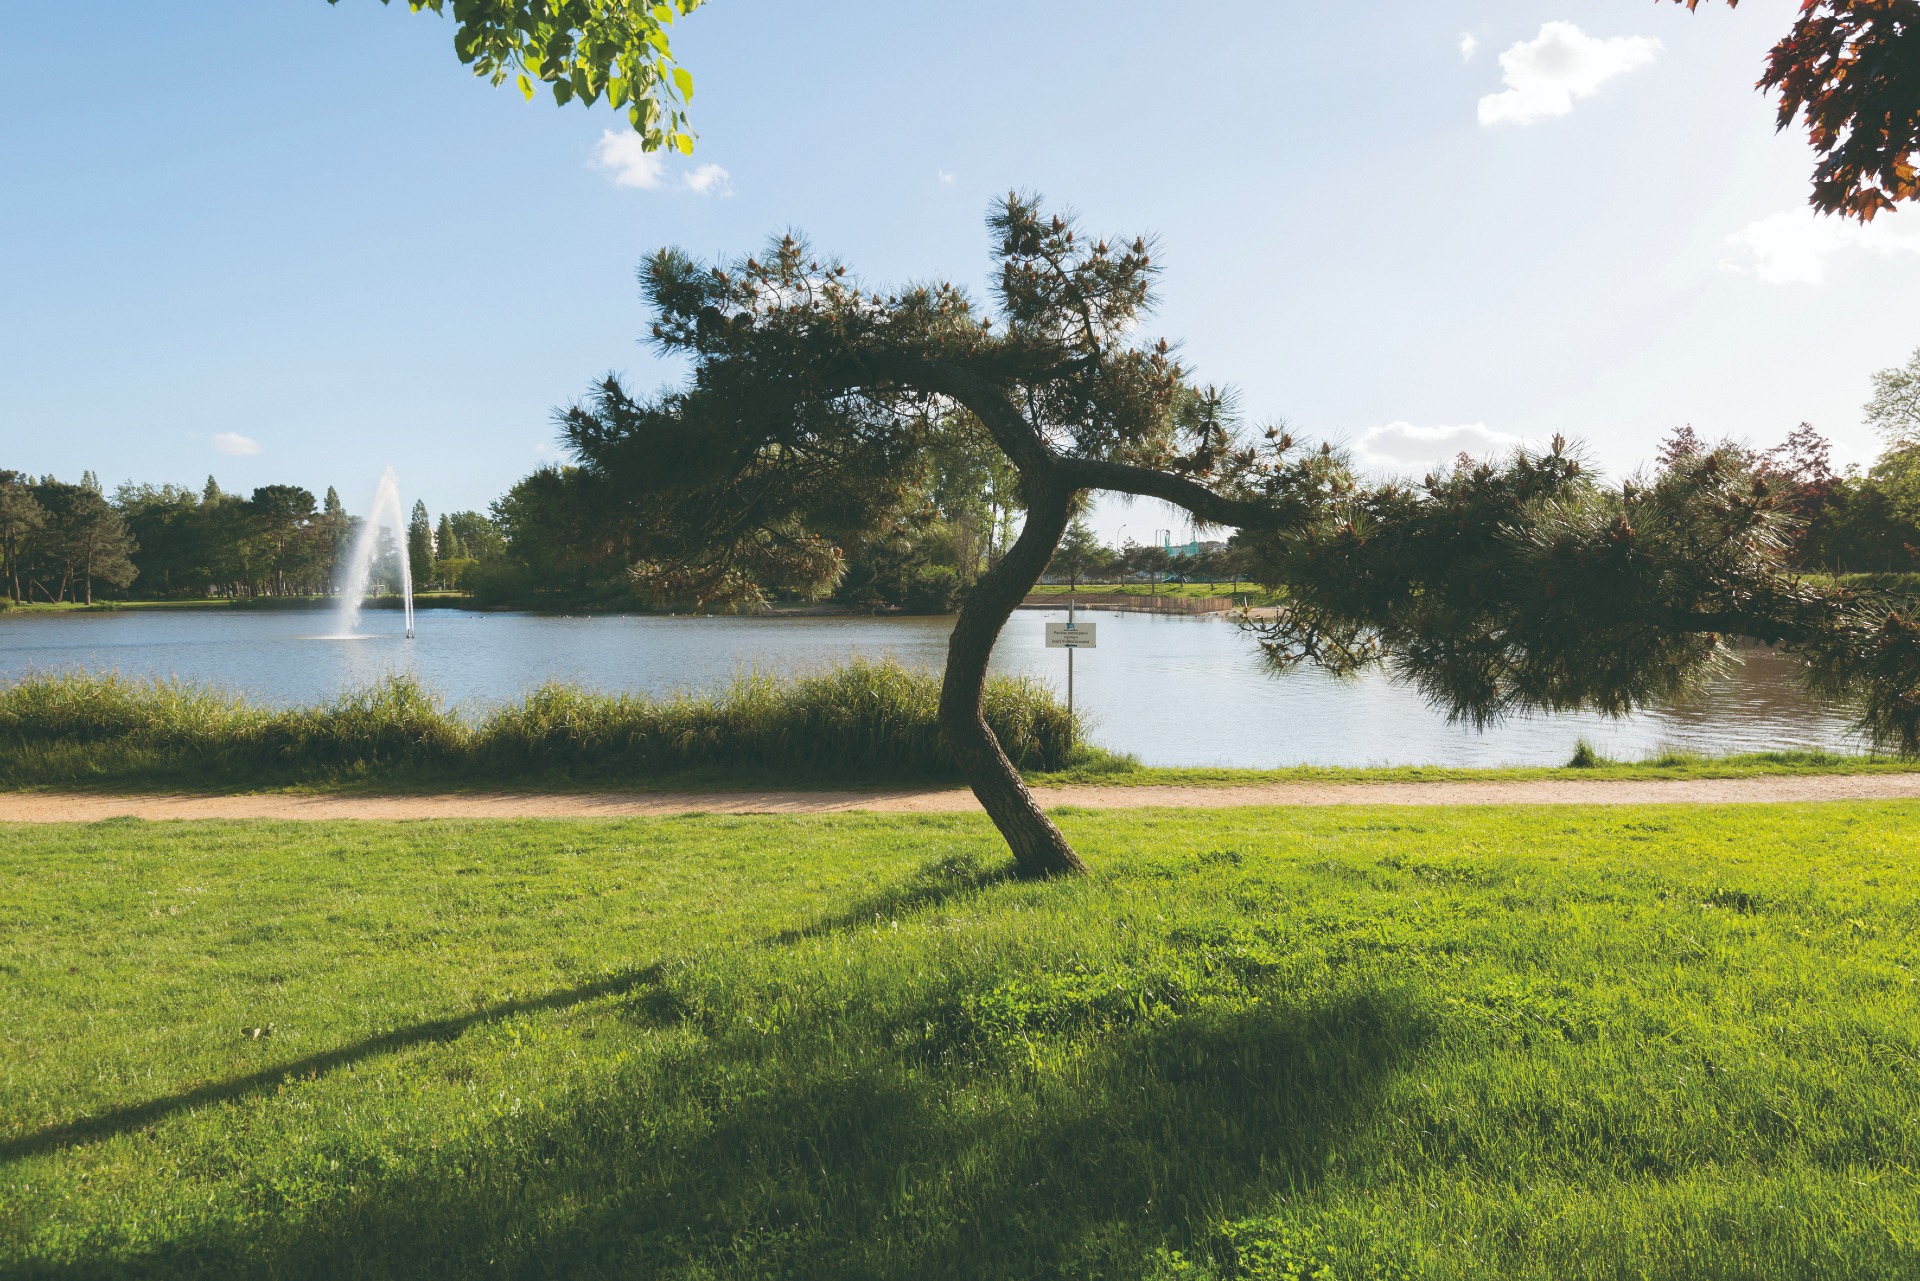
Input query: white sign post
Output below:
<box><xmin>1044</xmin><ymin>601</ymin><xmax>1096</xmax><ymax>737</ymax></box>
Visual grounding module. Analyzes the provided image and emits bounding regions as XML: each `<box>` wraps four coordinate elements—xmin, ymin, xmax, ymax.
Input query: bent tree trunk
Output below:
<box><xmin>939</xmin><ymin>475</ymin><xmax>1086</xmax><ymax>878</ymax></box>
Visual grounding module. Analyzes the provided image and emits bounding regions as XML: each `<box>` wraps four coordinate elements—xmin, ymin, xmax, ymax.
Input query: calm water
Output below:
<box><xmin>0</xmin><ymin>606</ymin><xmax>1867</xmax><ymax>767</ymax></box>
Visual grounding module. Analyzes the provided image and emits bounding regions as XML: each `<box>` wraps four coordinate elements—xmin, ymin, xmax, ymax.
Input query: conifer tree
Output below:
<box><xmin>556</xmin><ymin>195</ymin><xmax>1920</xmax><ymax>876</ymax></box>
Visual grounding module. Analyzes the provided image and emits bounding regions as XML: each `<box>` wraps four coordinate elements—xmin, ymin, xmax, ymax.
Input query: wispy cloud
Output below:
<box><xmin>683</xmin><ymin>162</ymin><xmax>733</xmax><ymax>196</ymax></box>
<box><xmin>1458</xmin><ymin>33</ymin><xmax>1479</xmax><ymax>62</ymax></box>
<box><xmin>211</xmin><ymin>432</ymin><xmax>260</xmax><ymax>457</ymax></box>
<box><xmin>1478</xmin><ymin>22</ymin><xmax>1660</xmax><ymax>126</ymax></box>
<box><xmin>590</xmin><ymin>131</ymin><xmax>731</xmax><ymax>194</ymax></box>
<box><xmin>937</xmin><ymin>170</ymin><xmax>957</xmax><ymax>186</ymax></box>
<box><xmin>1355</xmin><ymin>421</ymin><xmax>1526</xmax><ymax>472</ymax></box>
<box><xmin>591</xmin><ymin>130</ymin><xmax>665</xmax><ymax>189</ymax></box>
<box><xmin>1722</xmin><ymin>210</ymin><xmax>1920</xmax><ymax>284</ymax></box>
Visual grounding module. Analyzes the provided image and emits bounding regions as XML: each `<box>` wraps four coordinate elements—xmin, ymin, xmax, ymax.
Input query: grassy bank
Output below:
<box><xmin>3</xmin><ymin>805</ymin><xmax>1918</xmax><ymax>1277</ymax></box>
<box><xmin>1029</xmin><ymin>745</ymin><xmax>1920</xmax><ymax>787</ymax></box>
<box><xmin>2</xmin><ymin>667</ymin><xmax>1915</xmax><ymax>794</ymax></box>
<box><xmin>0</xmin><ymin>665</ymin><xmax>1078</xmax><ymax>790</ymax></box>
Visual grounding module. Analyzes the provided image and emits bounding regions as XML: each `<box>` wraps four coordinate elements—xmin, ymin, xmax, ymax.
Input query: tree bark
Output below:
<box><xmin>939</xmin><ymin>472</ymin><xmax>1086</xmax><ymax>878</ymax></box>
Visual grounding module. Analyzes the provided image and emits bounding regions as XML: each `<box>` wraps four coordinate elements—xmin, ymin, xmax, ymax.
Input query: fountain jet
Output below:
<box><xmin>333</xmin><ymin>467</ymin><xmax>415</xmax><ymax>639</ymax></box>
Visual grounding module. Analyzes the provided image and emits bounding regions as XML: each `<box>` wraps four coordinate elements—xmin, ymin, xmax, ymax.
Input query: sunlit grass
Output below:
<box><xmin>2</xmin><ymin>803</ymin><xmax>1918</xmax><ymax>1277</ymax></box>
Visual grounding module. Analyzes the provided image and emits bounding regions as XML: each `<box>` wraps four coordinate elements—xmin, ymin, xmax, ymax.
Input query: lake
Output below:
<box><xmin>0</xmin><ymin>606</ymin><xmax>1867</xmax><ymax>768</ymax></box>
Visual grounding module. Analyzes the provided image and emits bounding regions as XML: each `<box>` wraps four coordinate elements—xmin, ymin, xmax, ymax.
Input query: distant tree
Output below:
<box><xmin>1759</xmin><ymin>423</ymin><xmax>1843</xmax><ymax>568</ymax></box>
<box><xmin>435</xmin><ymin>513</ymin><xmax>461</xmax><ymax>561</ymax></box>
<box><xmin>32</xmin><ymin>479</ymin><xmax>137</xmax><ymax>604</ymax></box>
<box><xmin>0</xmin><ymin>472</ymin><xmax>47</xmax><ymax>603</ymax></box>
<box><xmin>407</xmin><ymin>500</ymin><xmax>434</xmax><ymax>589</ymax></box>
<box><xmin>115</xmin><ymin>483</ymin><xmax>203</xmax><ymax>597</ymax></box>
<box><xmin>337</xmin><ymin>0</ymin><xmax>706</xmax><ymax>153</ymax></box>
<box><xmin>318</xmin><ymin>487</ymin><xmax>355</xmax><ymax>594</ymax></box>
<box><xmin>446</xmin><ymin>511</ymin><xmax>507</xmax><ymax>562</ymax></box>
<box><xmin>1046</xmin><ymin>517</ymin><xmax>1106</xmax><ymax>590</ymax></box>
<box><xmin>548</xmin><ymin>194</ymin><xmax>1920</xmax><ymax>876</ymax></box>
<box><xmin>480</xmin><ymin>467</ymin><xmax>643</xmax><ymax>604</ymax></box>
<box><xmin>1119</xmin><ymin>542</ymin><xmax>1171</xmax><ymax>590</ymax></box>
<box><xmin>73</xmin><ymin>493</ymin><xmax>139</xmax><ymax>605</ymax></box>
<box><xmin>1870</xmin><ymin>444</ymin><xmax>1920</xmax><ymax>531</ymax></box>
<box><xmin>1656</xmin><ymin>423</ymin><xmax>1704</xmax><ymax>468</ymax></box>
<box><xmin>1866</xmin><ymin>346</ymin><xmax>1920</xmax><ymax>445</ymax></box>
<box><xmin>1679</xmin><ymin>1</ymin><xmax>1920</xmax><ymax>219</ymax></box>
<box><xmin>193</xmin><ymin>481</ymin><xmax>258</xmax><ymax>597</ymax></box>
<box><xmin>835</xmin><ymin>521</ymin><xmax>961</xmax><ymax>613</ymax></box>
<box><xmin>248</xmin><ymin>485</ymin><xmax>319</xmax><ymax>596</ymax></box>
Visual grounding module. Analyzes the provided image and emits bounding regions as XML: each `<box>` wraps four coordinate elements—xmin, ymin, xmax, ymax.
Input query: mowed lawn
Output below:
<box><xmin>2</xmin><ymin>806</ymin><xmax>1918</xmax><ymax>1279</ymax></box>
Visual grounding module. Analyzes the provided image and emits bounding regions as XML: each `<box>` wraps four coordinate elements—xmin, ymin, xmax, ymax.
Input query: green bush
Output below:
<box><xmin>0</xmin><ymin>660</ymin><xmax>1077</xmax><ymax>787</ymax></box>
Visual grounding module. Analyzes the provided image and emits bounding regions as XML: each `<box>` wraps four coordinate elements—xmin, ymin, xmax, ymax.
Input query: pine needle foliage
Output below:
<box><xmin>538</xmin><ymin>193</ymin><xmax>1920</xmax><ymax>871</ymax></box>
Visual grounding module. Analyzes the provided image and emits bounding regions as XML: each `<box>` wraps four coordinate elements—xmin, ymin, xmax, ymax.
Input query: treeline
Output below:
<box><xmin>1034</xmin><ymin>421</ymin><xmax>1920</xmax><ymax>590</ymax></box>
<box><xmin>1044</xmin><ymin>523</ymin><xmax>1250</xmax><ymax>590</ymax></box>
<box><xmin>11</xmin><ymin>349</ymin><xmax>1919</xmax><ymax>609</ymax></box>
<box><xmin>1652</xmin><ymin>421</ymin><xmax>1920</xmax><ymax>573</ymax></box>
<box><xmin>0</xmin><ymin>470</ymin><xmax>499</xmax><ymax>605</ymax></box>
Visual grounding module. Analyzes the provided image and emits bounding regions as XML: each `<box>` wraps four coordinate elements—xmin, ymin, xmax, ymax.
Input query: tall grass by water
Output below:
<box><xmin>0</xmin><ymin>661</ymin><xmax>1079</xmax><ymax>788</ymax></box>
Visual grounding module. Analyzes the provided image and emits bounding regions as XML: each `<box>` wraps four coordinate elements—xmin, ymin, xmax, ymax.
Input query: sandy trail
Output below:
<box><xmin>4</xmin><ymin>774</ymin><xmax>1920</xmax><ymax>822</ymax></box>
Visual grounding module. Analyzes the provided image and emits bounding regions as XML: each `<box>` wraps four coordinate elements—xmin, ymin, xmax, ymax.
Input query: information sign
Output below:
<box><xmin>1045</xmin><ymin>621</ymin><xmax>1096</xmax><ymax>649</ymax></box>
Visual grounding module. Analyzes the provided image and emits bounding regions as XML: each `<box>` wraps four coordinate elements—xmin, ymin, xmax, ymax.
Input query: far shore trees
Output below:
<box><xmin>548</xmin><ymin>194</ymin><xmax>1920</xmax><ymax>876</ymax></box>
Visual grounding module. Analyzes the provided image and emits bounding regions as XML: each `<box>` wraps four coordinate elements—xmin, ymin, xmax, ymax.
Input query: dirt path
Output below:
<box><xmin>5</xmin><ymin>774</ymin><xmax>1920</xmax><ymax>822</ymax></box>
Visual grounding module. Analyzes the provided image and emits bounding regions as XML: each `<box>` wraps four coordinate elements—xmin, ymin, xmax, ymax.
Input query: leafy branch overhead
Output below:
<box><xmin>338</xmin><ymin>0</ymin><xmax>704</xmax><ymax>152</ymax></box>
<box><xmin>1683</xmin><ymin>0</ymin><xmax>1920</xmax><ymax>220</ymax></box>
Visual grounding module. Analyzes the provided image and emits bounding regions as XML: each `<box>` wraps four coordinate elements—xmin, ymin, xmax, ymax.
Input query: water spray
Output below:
<box><xmin>332</xmin><ymin>467</ymin><xmax>416</xmax><ymax>640</ymax></box>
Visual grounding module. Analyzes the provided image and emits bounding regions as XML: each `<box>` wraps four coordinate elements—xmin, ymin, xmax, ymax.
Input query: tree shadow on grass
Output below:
<box><xmin>769</xmin><ymin>850</ymin><xmax>1020</xmax><ymax>944</ymax></box>
<box><xmin>1</xmin><ymin>855</ymin><xmax>1009</xmax><ymax>1168</ymax></box>
<box><xmin>32</xmin><ymin>985</ymin><xmax>1424</xmax><ymax>1280</ymax></box>
<box><xmin>0</xmin><ymin>965</ymin><xmax>667</xmax><ymax>1163</ymax></box>
<box><xmin>11</xmin><ymin>849</ymin><xmax>1428</xmax><ymax>1281</ymax></box>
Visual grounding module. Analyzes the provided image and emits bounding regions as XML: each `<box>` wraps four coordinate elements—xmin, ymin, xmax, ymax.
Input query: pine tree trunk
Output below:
<box><xmin>938</xmin><ymin>475</ymin><xmax>1086</xmax><ymax>878</ymax></box>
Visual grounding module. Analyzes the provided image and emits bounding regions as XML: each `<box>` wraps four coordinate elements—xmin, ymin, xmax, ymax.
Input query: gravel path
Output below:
<box><xmin>5</xmin><ymin>774</ymin><xmax>1920</xmax><ymax>822</ymax></box>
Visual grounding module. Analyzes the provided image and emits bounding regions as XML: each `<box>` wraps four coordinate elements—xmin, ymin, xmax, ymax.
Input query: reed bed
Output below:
<box><xmin>0</xmin><ymin>661</ymin><xmax>1078</xmax><ymax>787</ymax></box>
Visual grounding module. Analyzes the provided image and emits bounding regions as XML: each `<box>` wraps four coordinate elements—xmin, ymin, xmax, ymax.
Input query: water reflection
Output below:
<box><xmin>0</xmin><ymin>606</ymin><xmax>1867</xmax><ymax>768</ymax></box>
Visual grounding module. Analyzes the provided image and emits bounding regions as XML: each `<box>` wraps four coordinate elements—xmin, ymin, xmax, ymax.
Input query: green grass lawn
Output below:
<box><xmin>4</xmin><ymin>805</ymin><xmax>1919</xmax><ymax>1278</ymax></box>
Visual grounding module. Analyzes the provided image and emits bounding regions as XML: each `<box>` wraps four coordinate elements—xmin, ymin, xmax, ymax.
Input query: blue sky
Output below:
<box><xmin>4</xmin><ymin>1</ymin><xmax>1916</xmax><ymax>543</ymax></box>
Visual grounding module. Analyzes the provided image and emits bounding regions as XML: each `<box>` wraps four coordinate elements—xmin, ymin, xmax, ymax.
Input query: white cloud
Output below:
<box><xmin>1355</xmin><ymin>421</ymin><xmax>1526</xmax><ymax>472</ymax></box>
<box><xmin>1458</xmin><ymin>34</ymin><xmax>1478</xmax><ymax>62</ymax></box>
<box><xmin>211</xmin><ymin>432</ymin><xmax>260</xmax><ymax>457</ymax></box>
<box><xmin>1722</xmin><ymin>210</ymin><xmax>1920</xmax><ymax>284</ymax></box>
<box><xmin>591</xmin><ymin>130</ymin><xmax>665</xmax><ymax>189</ymax></box>
<box><xmin>937</xmin><ymin>169</ymin><xmax>957</xmax><ymax>186</ymax></box>
<box><xmin>683</xmin><ymin>162</ymin><xmax>732</xmax><ymax>196</ymax></box>
<box><xmin>590</xmin><ymin>130</ymin><xmax>732</xmax><ymax>195</ymax></box>
<box><xmin>1477</xmin><ymin>22</ymin><xmax>1661</xmax><ymax>126</ymax></box>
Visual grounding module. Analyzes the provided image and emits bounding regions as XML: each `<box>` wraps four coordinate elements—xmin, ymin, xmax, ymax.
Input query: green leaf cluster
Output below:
<box><xmin>339</xmin><ymin>0</ymin><xmax>704</xmax><ymax>151</ymax></box>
